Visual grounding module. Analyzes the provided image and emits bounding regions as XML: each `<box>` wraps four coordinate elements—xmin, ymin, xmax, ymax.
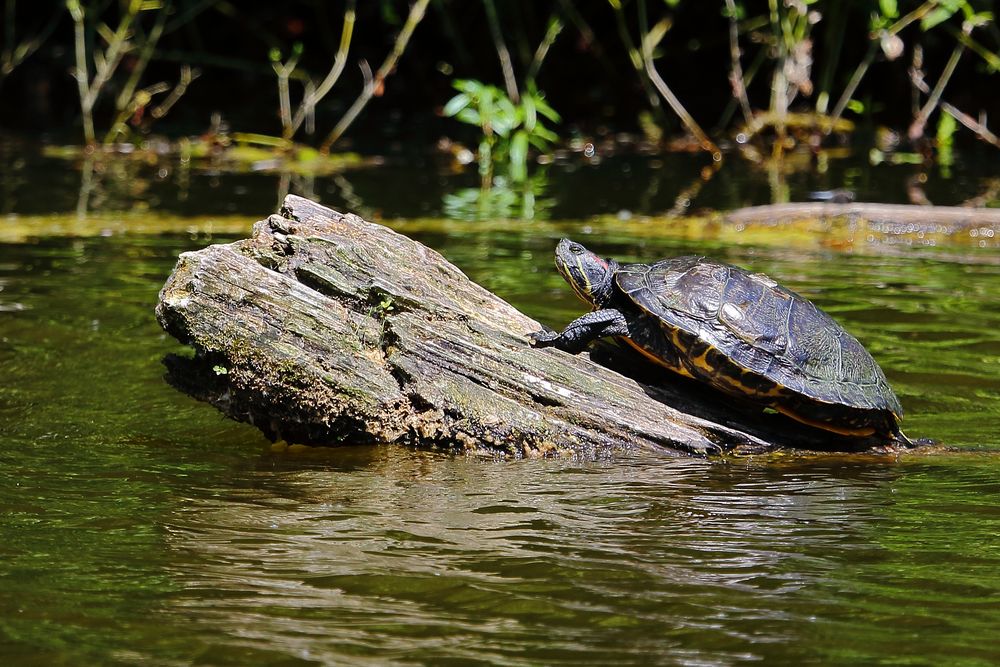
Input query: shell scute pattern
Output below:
<box><xmin>616</xmin><ymin>255</ymin><xmax>898</xmax><ymax>413</ymax></box>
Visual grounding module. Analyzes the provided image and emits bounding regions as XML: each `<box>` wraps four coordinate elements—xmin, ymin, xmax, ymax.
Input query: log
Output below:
<box><xmin>724</xmin><ymin>201</ymin><xmax>1000</xmax><ymax>228</ymax></box>
<box><xmin>155</xmin><ymin>195</ymin><xmax>900</xmax><ymax>458</ymax></box>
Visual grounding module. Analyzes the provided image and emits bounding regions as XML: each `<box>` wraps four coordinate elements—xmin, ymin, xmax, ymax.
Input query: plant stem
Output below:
<box><xmin>103</xmin><ymin>80</ymin><xmax>170</xmax><ymax>144</ymax></box>
<box><xmin>555</xmin><ymin>0</ymin><xmax>616</xmax><ymax>78</ymax></box>
<box><xmin>115</xmin><ymin>3</ymin><xmax>168</xmax><ymax>113</ymax></box>
<box><xmin>829</xmin><ymin>1</ymin><xmax>936</xmax><ymax>130</ymax></box>
<box><xmin>723</xmin><ymin>0</ymin><xmax>753</xmax><ymax>127</ymax></box>
<box><xmin>527</xmin><ymin>14</ymin><xmax>563</xmax><ymax>84</ymax></box>
<box><xmin>828</xmin><ymin>42</ymin><xmax>875</xmax><ymax>128</ymax></box>
<box><xmin>610</xmin><ymin>0</ymin><xmax>662</xmax><ymax>119</ymax></box>
<box><xmin>908</xmin><ymin>39</ymin><xmax>965</xmax><ymax>141</ymax></box>
<box><xmin>320</xmin><ymin>0</ymin><xmax>429</xmax><ymax>152</ymax></box>
<box><xmin>716</xmin><ymin>42</ymin><xmax>767</xmax><ymax>132</ymax></box>
<box><xmin>482</xmin><ymin>0</ymin><xmax>519</xmax><ymax>103</ymax></box>
<box><xmin>637</xmin><ymin>0</ymin><xmax>720</xmax><ymax>159</ymax></box>
<box><xmin>815</xmin><ymin>0</ymin><xmax>847</xmax><ymax>114</ymax></box>
<box><xmin>274</xmin><ymin>56</ymin><xmax>296</xmax><ymax>137</ymax></box>
<box><xmin>68</xmin><ymin>0</ymin><xmax>95</xmax><ymax>145</ymax></box>
<box><xmin>286</xmin><ymin>0</ymin><xmax>356</xmax><ymax>140</ymax></box>
<box><xmin>68</xmin><ymin>0</ymin><xmax>140</xmax><ymax>146</ymax></box>
<box><xmin>910</xmin><ymin>64</ymin><xmax>1000</xmax><ymax>148</ymax></box>
<box><xmin>152</xmin><ymin>65</ymin><xmax>199</xmax><ymax>119</ymax></box>
<box><xmin>321</xmin><ymin>60</ymin><xmax>373</xmax><ymax>153</ymax></box>
<box><xmin>1</xmin><ymin>0</ymin><xmax>60</xmax><ymax>83</ymax></box>
<box><xmin>766</xmin><ymin>0</ymin><xmax>787</xmax><ymax>139</ymax></box>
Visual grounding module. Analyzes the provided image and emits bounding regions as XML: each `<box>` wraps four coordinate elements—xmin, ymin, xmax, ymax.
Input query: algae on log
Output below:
<box><xmin>155</xmin><ymin>195</ymin><xmax>888</xmax><ymax>458</ymax></box>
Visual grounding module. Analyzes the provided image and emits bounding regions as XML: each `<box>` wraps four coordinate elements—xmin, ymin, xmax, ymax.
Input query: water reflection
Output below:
<box><xmin>155</xmin><ymin>447</ymin><xmax>1000</xmax><ymax>664</ymax></box>
<box><xmin>7</xmin><ymin>143</ymin><xmax>999</xmax><ymax>220</ymax></box>
<box><xmin>442</xmin><ymin>172</ymin><xmax>555</xmax><ymax>221</ymax></box>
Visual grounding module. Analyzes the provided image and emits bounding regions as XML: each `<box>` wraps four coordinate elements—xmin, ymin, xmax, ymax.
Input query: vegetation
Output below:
<box><xmin>1</xmin><ymin>1</ymin><xmax>998</xmax><ymax>202</ymax></box>
<box><xmin>444</xmin><ymin>79</ymin><xmax>559</xmax><ymax>185</ymax></box>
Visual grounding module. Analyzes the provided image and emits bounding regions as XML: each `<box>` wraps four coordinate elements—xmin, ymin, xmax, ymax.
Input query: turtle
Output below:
<box><xmin>530</xmin><ymin>239</ymin><xmax>910</xmax><ymax>444</ymax></box>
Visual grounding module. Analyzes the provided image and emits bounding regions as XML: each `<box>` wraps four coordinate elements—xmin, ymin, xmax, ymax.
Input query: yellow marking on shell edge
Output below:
<box><xmin>726</xmin><ymin>373</ymin><xmax>787</xmax><ymax>399</ymax></box>
<box><xmin>775</xmin><ymin>405</ymin><xmax>876</xmax><ymax>437</ymax></box>
<box><xmin>621</xmin><ymin>337</ymin><xmax>693</xmax><ymax>378</ymax></box>
<box><xmin>689</xmin><ymin>349</ymin><xmax>714</xmax><ymax>373</ymax></box>
<box><xmin>666</xmin><ymin>322</ymin><xmax>788</xmax><ymax>399</ymax></box>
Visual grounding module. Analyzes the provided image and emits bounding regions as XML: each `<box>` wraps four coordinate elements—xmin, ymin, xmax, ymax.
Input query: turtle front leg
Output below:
<box><xmin>530</xmin><ymin>308</ymin><xmax>630</xmax><ymax>354</ymax></box>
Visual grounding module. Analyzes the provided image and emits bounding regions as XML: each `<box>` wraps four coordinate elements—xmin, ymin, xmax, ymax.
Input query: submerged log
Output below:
<box><xmin>156</xmin><ymin>195</ymin><xmax>900</xmax><ymax>458</ymax></box>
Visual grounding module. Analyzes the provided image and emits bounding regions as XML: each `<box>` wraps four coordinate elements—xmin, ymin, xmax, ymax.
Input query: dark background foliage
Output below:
<box><xmin>2</xmin><ymin>1</ymin><xmax>998</xmax><ymax>148</ymax></box>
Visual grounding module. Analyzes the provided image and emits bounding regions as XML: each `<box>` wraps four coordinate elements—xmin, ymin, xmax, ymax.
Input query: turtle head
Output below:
<box><xmin>553</xmin><ymin>239</ymin><xmax>618</xmax><ymax>308</ymax></box>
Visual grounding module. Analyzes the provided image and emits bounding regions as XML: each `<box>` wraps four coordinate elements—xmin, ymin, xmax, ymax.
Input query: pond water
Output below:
<box><xmin>1</xmin><ymin>151</ymin><xmax>999</xmax><ymax>664</ymax></box>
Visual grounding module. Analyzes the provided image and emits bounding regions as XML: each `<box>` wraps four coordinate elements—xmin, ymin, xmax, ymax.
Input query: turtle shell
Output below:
<box><xmin>613</xmin><ymin>256</ymin><xmax>902</xmax><ymax>436</ymax></box>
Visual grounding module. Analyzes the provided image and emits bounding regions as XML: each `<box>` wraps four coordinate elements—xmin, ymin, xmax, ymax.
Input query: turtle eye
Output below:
<box><xmin>568</xmin><ymin>243</ymin><xmax>584</xmax><ymax>255</ymax></box>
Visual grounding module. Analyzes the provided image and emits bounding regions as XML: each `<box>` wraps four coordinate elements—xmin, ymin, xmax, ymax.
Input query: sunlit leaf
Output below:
<box><xmin>921</xmin><ymin>7</ymin><xmax>956</xmax><ymax>30</ymax></box>
<box><xmin>455</xmin><ymin>108</ymin><xmax>481</xmax><ymax>125</ymax></box>
<box><xmin>443</xmin><ymin>93</ymin><xmax>470</xmax><ymax>117</ymax></box>
<box><xmin>523</xmin><ymin>95</ymin><xmax>537</xmax><ymax>132</ymax></box>
<box><xmin>452</xmin><ymin>79</ymin><xmax>481</xmax><ymax>95</ymax></box>
<box><xmin>878</xmin><ymin>0</ymin><xmax>898</xmax><ymax>19</ymax></box>
<box><xmin>532</xmin><ymin>96</ymin><xmax>561</xmax><ymax>123</ymax></box>
<box><xmin>532</xmin><ymin>124</ymin><xmax>558</xmax><ymax>144</ymax></box>
<box><xmin>492</xmin><ymin>115</ymin><xmax>514</xmax><ymax>138</ymax></box>
<box><xmin>527</xmin><ymin>135</ymin><xmax>550</xmax><ymax>152</ymax></box>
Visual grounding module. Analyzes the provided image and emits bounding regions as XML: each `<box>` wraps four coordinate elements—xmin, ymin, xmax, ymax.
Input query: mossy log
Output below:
<box><xmin>725</xmin><ymin>202</ymin><xmax>1000</xmax><ymax>227</ymax></box>
<box><xmin>156</xmin><ymin>195</ymin><xmax>898</xmax><ymax>458</ymax></box>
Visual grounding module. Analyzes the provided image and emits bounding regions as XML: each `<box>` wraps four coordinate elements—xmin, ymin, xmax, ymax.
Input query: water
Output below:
<box><xmin>2</xmin><ymin>153</ymin><xmax>1000</xmax><ymax>664</ymax></box>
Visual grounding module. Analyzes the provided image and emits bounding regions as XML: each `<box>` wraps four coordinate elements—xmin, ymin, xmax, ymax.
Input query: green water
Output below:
<box><xmin>2</xmin><ymin>156</ymin><xmax>1000</xmax><ymax>664</ymax></box>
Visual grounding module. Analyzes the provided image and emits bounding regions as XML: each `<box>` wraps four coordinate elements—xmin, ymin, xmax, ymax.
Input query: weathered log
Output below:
<box><xmin>724</xmin><ymin>201</ymin><xmax>1000</xmax><ymax>227</ymax></box>
<box><xmin>155</xmin><ymin>195</ymin><xmax>899</xmax><ymax>458</ymax></box>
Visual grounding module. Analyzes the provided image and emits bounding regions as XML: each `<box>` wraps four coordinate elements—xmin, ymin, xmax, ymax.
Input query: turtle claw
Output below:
<box><xmin>529</xmin><ymin>329</ymin><xmax>560</xmax><ymax>348</ymax></box>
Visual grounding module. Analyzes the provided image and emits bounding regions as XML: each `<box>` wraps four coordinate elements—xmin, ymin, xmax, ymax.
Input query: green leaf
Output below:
<box><xmin>846</xmin><ymin>99</ymin><xmax>865</xmax><ymax>114</ymax></box>
<box><xmin>491</xmin><ymin>115</ymin><xmax>514</xmax><ymax>137</ymax></box>
<box><xmin>533</xmin><ymin>95</ymin><xmax>561</xmax><ymax>122</ymax></box>
<box><xmin>721</xmin><ymin>2</ymin><xmax>745</xmax><ymax>20</ymax></box>
<box><xmin>509</xmin><ymin>130</ymin><xmax>529</xmax><ymax>182</ymax></box>
<box><xmin>937</xmin><ymin>112</ymin><xmax>956</xmax><ymax>171</ymax></box>
<box><xmin>522</xmin><ymin>95</ymin><xmax>537</xmax><ymax>132</ymax></box>
<box><xmin>455</xmin><ymin>108</ymin><xmax>481</xmax><ymax>126</ymax></box>
<box><xmin>531</xmin><ymin>124</ymin><xmax>559</xmax><ymax>144</ymax></box>
<box><xmin>452</xmin><ymin>79</ymin><xmax>482</xmax><ymax>95</ymax></box>
<box><xmin>527</xmin><ymin>134</ymin><xmax>550</xmax><ymax>152</ymax></box>
<box><xmin>496</xmin><ymin>97</ymin><xmax>519</xmax><ymax>122</ymax></box>
<box><xmin>443</xmin><ymin>93</ymin><xmax>470</xmax><ymax>117</ymax></box>
<box><xmin>937</xmin><ymin>110</ymin><xmax>957</xmax><ymax>143</ymax></box>
<box><xmin>967</xmin><ymin>11</ymin><xmax>992</xmax><ymax>29</ymax></box>
<box><xmin>921</xmin><ymin>7</ymin><xmax>956</xmax><ymax>30</ymax></box>
<box><xmin>878</xmin><ymin>0</ymin><xmax>898</xmax><ymax>19</ymax></box>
